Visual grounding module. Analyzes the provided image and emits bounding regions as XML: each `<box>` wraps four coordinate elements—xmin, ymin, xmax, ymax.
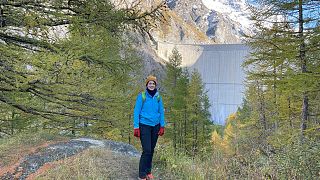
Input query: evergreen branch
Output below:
<box><xmin>0</xmin><ymin>32</ymin><xmax>56</xmax><ymax>52</ymax></box>
<box><xmin>0</xmin><ymin>93</ymin><xmax>99</xmax><ymax>120</ymax></box>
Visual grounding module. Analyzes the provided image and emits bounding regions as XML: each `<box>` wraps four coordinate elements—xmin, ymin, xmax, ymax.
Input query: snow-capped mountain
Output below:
<box><xmin>202</xmin><ymin>0</ymin><xmax>253</xmax><ymax>42</ymax></box>
<box><xmin>114</xmin><ymin>0</ymin><xmax>255</xmax><ymax>78</ymax></box>
<box><xmin>152</xmin><ymin>0</ymin><xmax>254</xmax><ymax>44</ymax></box>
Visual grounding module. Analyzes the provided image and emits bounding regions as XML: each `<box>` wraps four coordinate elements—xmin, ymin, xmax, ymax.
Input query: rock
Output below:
<box><xmin>0</xmin><ymin>138</ymin><xmax>140</xmax><ymax>180</ymax></box>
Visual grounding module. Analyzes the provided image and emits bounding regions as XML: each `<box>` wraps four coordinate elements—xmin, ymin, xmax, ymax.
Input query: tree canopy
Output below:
<box><xmin>0</xmin><ymin>0</ymin><xmax>167</xmax><ymax>136</ymax></box>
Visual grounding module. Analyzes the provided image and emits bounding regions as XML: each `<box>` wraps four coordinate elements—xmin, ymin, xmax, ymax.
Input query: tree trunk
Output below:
<box><xmin>173</xmin><ymin>121</ymin><xmax>176</xmax><ymax>153</ymax></box>
<box><xmin>288</xmin><ymin>97</ymin><xmax>293</xmax><ymax>128</ymax></box>
<box><xmin>184</xmin><ymin>105</ymin><xmax>187</xmax><ymax>153</ymax></box>
<box><xmin>257</xmin><ymin>82</ymin><xmax>267</xmax><ymax>130</ymax></box>
<box><xmin>195</xmin><ymin>119</ymin><xmax>198</xmax><ymax>155</ymax></box>
<box><xmin>11</xmin><ymin>111</ymin><xmax>15</xmax><ymax>135</ymax></box>
<box><xmin>84</xmin><ymin>118</ymin><xmax>88</xmax><ymax>136</ymax></box>
<box><xmin>194</xmin><ymin>107</ymin><xmax>198</xmax><ymax>155</ymax></box>
<box><xmin>192</xmin><ymin>119</ymin><xmax>195</xmax><ymax>157</ymax></box>
<box><xmin>128</xmin><ymin>113</ymin><xmax>131</xmax><ymax>144</ymax></box>
<box><xmin>273</xmin><ymin>59</ymin><xmax>279</xmax><ymax>130</ymax></box>
<box><xmin>202</xmin><ymin>119</ymin><xmax>205</xmax><ymax>149</ymax></box>
<box><xmin>0</xmin><ymin>6</ymin><xmax>5</xmax><ymax>27</ymax></box>
<box><xmin>179</xmin><ymin>114</ymin><xmax>183</xmax><ymax>152</ymax></box>
<box><xmin>72</xmin><ymin>119</ymin><xmax>76</xmax><ymax>136</ymax></box>
<box><xmin>298</xmin><ymin>0</ymin><xmax>308</xmax><ymax>140</ymax></box>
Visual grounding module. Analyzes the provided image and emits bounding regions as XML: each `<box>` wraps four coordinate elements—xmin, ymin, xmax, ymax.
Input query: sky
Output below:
<box><xmin>201</xmin><ymin>0</ymin><xmax>319</xmax><ymax>29</ymax></box>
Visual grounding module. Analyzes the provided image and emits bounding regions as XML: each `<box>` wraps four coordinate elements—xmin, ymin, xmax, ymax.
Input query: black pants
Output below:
<box><xmin>139</xmin><ymin>123</ymin><xmax>160</xmax><ymax>178</ymax></box>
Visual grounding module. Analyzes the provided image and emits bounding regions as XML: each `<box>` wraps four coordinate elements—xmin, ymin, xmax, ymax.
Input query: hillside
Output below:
<box><xmin>0</xmin><ymin>133</ymin><xmax>145</xmax><ymax>179</ymax></box>
<box><xmin>1</xmin><ymin>1</ymin><xmax>319</xmax><ymax>179</ymax></box>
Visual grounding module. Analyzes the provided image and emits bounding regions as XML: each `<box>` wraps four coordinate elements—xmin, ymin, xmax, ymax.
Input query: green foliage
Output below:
<box><xmin>1</xmin><ymin>1</ymin><xmax>318</xmax><ymax>179</ymax></box>
<box><xmin>185</xmin><ymin>70</ymin><xmax>212</xmax><ymax>155</ymax></box>
<box><xmin>153</xmin><ymin>1</ymin><xmax>320</xmax><ymax>179</ymax></box>
<box><xmin>272</xmin><ymin>140</ymin><xmax>320</xmax><ymax>179</ymax></box>
<box><xmin>223</xmin><ymin>1</ymin><xmax>320</xmax><ymax>178</ymax></box>
<box><xmin>154</xmin><ymin>144</ymin><xmax>211</xmax><ymax>180</ymax></box>
<box><xmin>162</xmin><ymin>48</ymin><xmax>213</xmax><ymax>157</ymax></box>
<box><xmin>0</xmin><ymin>0</ymin><xmax>165</xmax><ymax>139</ymax></box>
<box><xmin>245</xmin><ymin>0</ymin><xmax>320</xmax><ymax>134</ymax></box>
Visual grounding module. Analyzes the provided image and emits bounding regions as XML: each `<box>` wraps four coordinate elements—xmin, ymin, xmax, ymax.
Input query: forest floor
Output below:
<box><xmin>0</xmin><ymin>137</ymin><xmax>162</xmax><ymax>180</ymax></box>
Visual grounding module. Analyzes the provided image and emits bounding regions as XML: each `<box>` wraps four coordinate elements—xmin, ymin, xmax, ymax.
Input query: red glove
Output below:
<box><xmin>158</xmin><ymin>127</ymin><xmax>165</xmax><ymax>136</ymax></box>
<box><xmin>134</xmin><ymin>128</ymin><xmax>140</xmax><ymax>137</ymax></box>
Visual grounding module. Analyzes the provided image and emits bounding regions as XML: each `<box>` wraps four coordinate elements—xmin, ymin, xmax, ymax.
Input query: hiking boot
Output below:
<box><xmin>147</xmin><ymin>173</ymin><xmax>154</xmax><ymax>179</ymax></box>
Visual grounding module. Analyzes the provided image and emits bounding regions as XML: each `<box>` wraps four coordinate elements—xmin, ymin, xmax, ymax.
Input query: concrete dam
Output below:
<box><xmin>156</xmin><ymin>41</ymin><xmax>250</xmax><ymax>125</ymax></box>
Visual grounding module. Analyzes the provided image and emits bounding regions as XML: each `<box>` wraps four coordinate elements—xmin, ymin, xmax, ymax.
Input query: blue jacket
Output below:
<box><xmin>133</xmin><ymin>91</ymin><xmax>166</xmax><ymax>128</ymax></box>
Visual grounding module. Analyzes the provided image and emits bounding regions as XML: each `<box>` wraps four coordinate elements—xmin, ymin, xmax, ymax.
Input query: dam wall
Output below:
<box><xmin>156</xmin><ymin>41</ymin><xmax>249</xmax><ymax>124</ymax></box>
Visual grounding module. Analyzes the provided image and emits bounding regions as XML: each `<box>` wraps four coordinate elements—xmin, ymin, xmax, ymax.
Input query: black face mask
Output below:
<box><xmin>146</xmin><ymin>88</ymin><xmax>157</xmax><ymax>97</ymax></box>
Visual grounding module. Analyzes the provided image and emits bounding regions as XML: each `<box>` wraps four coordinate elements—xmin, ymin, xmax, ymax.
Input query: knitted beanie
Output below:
<box><xmin>145</xmin><ymin>75</ymin><xmax>157</xmax><ymax>86</ymax></box>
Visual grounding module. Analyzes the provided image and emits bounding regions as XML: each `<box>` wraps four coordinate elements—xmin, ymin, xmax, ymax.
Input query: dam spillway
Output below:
<box><xmin>156</xmin><ymin>41</ymin><xmax>250</xmax><ymax>125</ymax></box>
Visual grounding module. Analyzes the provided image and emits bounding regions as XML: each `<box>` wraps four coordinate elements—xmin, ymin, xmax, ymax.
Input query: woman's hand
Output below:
<box><xmin>158</xmin><ymin>127</ymin><xmax>165</xmax><ymax>136</ymax></box>
<box><xmin>134</xmin><ymin>128</ymin><xmax>140</xmax><ymax>137</ymax></box>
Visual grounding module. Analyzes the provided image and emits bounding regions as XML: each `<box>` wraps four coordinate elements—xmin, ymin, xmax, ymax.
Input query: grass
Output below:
<box><xmin>0</xmin><ymin>131</ymin><xmax>142</xmax><ymax>179</ymax></box>
<box><xmin>154</xmin><ymin>151</ymin><xmax>217</xmax><ymax>180</ymax></box>
<box><xmin>0</xmin><ymin>130</ymin><xmax>68</xmax><ymax>167</ymax></box>
<box><xmin>35</xmin><ymin>148</ymin><xmax>140</xmax><ymax>180</ymax></box>
<box><xmin>153</xmin><ymin>141</ymin><xmax>320</xmax><ymax>180</ymax></box>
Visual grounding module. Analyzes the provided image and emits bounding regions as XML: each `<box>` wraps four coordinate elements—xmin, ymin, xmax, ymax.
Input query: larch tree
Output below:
<box><xmin>245</xmin><ymin>0</ymin><xmax>320</xmax><ymax>141</ymax></box>
<box><xmin>185</xmin><ymin>70</ymin><xmax>211</xmax><ymax>156</ymax></box>
<box><xmin>0</xmin><ymin>0</ymin><xmax>167</xmax><ymax>136</ymax></box>
<box><xmin>163</xmin><ymin>47</ymin><xmax>182</xmax><ymax>152</ymax></box>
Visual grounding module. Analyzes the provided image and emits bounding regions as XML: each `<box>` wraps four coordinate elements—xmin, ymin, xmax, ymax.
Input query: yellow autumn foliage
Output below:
<box><xmin>211</xmin><ymin>130</ymin><xmax>222</xmax><ymax>145</ymax></box>
<box><xmin>210</xmin><ymin>113</ymin><xmax>239</xmax><ymax>156</ymax></box>
<box><xmin>225</xmin><ymin>113</ymin><xmax>236</xmax><ymax>125</ymax></box>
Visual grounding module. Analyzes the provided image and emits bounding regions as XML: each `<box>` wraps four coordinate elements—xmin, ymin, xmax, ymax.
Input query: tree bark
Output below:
<box><xmin>257</xmin><ymin>82</ymin><xmax>267</xmax><ymax>130</ymax></box>
<box><xmin>288</xmin><ymin>97</ymin><xmax>293</xmax><ymax>128</ymax></box>
<box><xmin>298</xmin><ymin>0</ymin><xmax>308</xmax><ymax>140</ymax></box>
<box><xmin>184</xmin><ymin>105</ymin><xmax>187</xmax><ymax>153</ymax></box>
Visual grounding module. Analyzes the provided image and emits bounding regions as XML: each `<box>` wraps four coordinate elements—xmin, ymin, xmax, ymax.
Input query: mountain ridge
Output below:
<box><xmin>150</xmin><ymin>0</ymin><xmax>253</xmax><ymax>44</ymax></box>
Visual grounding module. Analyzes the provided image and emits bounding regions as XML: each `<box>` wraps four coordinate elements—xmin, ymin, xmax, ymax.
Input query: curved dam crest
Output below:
<box><xmin>156</xmin><ymin>41</ymin><xmax>250</xmax><ymax>125</ymax></box>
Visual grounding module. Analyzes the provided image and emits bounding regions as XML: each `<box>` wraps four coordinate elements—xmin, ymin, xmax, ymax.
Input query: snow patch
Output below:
<box><xmin>201</xmin><ymin>0</ymin><xmax>253</xmax><ymax>29</ymax></box>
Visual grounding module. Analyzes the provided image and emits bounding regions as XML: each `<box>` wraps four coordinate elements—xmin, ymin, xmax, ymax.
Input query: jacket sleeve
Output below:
<box><xmin>133</xmin><ymin>93</ymin><xmax>143</xmax><ymax>129</ymax></box>
<box><xmin>159</xmin><ymin>96</ymin><xmax>166</xmax><ymax>127</ymax></box>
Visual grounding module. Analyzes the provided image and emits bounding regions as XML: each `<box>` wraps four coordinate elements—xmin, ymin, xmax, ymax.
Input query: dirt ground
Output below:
<box><xmin>0</xmin><ymin>138</ymin><xmax>145</xmax><ymax>180</ymax></box>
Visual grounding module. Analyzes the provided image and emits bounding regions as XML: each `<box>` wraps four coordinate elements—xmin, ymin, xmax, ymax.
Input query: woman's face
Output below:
<box><xmin>147</xmin><ymin>81</ymin><xmax>156</xmax><ymax>91</ymax></box>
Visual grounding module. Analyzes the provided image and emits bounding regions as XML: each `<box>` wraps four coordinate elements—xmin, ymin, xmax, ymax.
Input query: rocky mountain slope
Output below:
<box><xmin>138</xmin><ymin>0</ymin><xmax>254</xmax><ymax>76</ymax></box>
<box><xmin>151</xmin><ymin>0</ymin><xmax>254</xmax><ymax>44</ymax></box>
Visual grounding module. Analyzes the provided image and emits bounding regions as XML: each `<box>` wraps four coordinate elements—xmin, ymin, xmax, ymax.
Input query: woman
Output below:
<box><xmin>133</xmin><ymin>75</ymin><xmax>166</xmax><ymax>180</ymax></box>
